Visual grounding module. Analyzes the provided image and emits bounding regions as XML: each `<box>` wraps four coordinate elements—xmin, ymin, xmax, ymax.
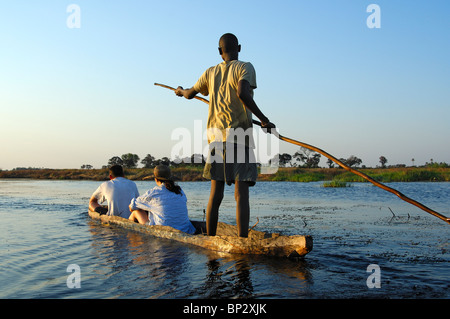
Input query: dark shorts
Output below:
<box><xmin>203</xmin><ymin>142</ymin><xmax>257</xmax><ymax>186</ymax></box>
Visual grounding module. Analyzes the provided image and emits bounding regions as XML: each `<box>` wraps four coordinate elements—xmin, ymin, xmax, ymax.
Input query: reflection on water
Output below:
<box><xmin>85</xmin><ymin>219</ymin><xmax>313</xmax><ymax>299</ymax></box>
<box><xmin>0</xmin><ymin>180</ymin><xmax>448</xmax><ymax>299</ymax></box>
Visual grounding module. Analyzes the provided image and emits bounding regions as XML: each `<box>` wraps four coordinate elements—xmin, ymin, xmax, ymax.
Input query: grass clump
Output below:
<box><xmin>322</xmin><ymin>180</ymin><xmax>350</xmax><ymax>188</ymax></box>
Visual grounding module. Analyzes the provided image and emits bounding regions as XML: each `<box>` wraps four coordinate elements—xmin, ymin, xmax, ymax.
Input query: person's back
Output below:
<box><xmin>99</xmin><ymin>177</ymin><xmax>139</xmax><ymax>218</ymax></box>
<box><xmin>128</xmin><ymin>165</ymin><xmax>196</xmax><ymax>234</ymax></box>
<box><xmin>89</xmin><ymin>165</ymin><xmax>139</xmax><ymax>219</ymax></box>
<box><xmin>197</xmin><ymin>59</ymin><xmax>256</xmax><ymax>144</ymax></box>
<box><xmin>131</xmin><ymin>184</ymin><xmax>195</xmax><ymax>234</ymax></box>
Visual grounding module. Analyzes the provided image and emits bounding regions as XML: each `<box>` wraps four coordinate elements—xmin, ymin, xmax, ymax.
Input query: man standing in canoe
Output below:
<box><xmin>89</xmin><ymin>165</ymin><xmax>139</xmax><ymax>218</ymax></box>
<box><xmin>175</xmin><ymin>33</ymin><xmax>275</xmax><ymax>237</ymax></box>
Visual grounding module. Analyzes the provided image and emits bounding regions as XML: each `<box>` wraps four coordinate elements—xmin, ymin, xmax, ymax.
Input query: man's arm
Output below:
<box><xmin>175</xmin><ymin>86</ymin><xmax>199</xmax><ymax>100</ymax></box>
<box><xmin>237</xmin><ymin>80</ymin><xmax>275</xmax><ymax>129</ymax></box>
<box><xmin>89</xmin><ymin>196</ymin><xmax>108</xmax><ymax>214</ymax></box>
<box><xmin>89</xmin><ymin>196</ymin><xmax>101</xmax><ymax>212</ymax></box>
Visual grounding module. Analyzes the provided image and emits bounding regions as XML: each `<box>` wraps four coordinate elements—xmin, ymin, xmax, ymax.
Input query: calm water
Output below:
<box><xmin>0</xmin><ymin>179</ymin><xmax>449</xmax><ymax>300</ymax></box>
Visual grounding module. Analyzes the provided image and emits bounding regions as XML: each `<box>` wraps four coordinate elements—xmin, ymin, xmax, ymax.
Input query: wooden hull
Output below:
<box><xmin>88</xmin><ymin>211</ymin><xmax>312</xmax><ymax>258</ymax></box>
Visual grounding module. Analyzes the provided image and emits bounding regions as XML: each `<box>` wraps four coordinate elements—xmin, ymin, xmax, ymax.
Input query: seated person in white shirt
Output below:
<box><xmin>128</xmin><ymin>165</ymin><xmax>196</xmax><ymax>234</ymax></box>
<box><xmin>89</xmin><ymin>165</ymin><xmax>139</xmax><ymax>219</ymax></box>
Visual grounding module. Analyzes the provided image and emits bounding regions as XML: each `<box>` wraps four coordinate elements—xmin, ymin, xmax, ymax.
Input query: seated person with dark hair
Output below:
<box><xmin>89</xmin><ymin>165</ymin><xmax>139</xmax><ymax>218</ymax></box>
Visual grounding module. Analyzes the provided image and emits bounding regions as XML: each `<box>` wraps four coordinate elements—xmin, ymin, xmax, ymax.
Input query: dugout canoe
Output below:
<box><xmin>88</xmin><ymin>210</ymin><xmax>312</xmax><ymax>258</ymax></box>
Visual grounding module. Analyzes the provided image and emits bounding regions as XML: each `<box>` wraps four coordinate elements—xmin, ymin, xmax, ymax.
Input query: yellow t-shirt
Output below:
<box><xmin>193</xmin><ymin>60</ymin><xmax>257</xmax><ymax>147</ymax></box>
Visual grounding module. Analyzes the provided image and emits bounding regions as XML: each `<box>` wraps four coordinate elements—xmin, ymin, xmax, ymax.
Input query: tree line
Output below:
<box><xmin>270</xmin><ymin>147</ymin><xmax>377</xmax><ymax>168</ymax></box>
<box><xmin>78</xmin><ymin>147</ymin><xmax>449</xmax><ymax>170</ymax></box>
<box><xmin>84</xmin><ymin>153</ymin><xmax>207</xmax><ymax>170</ymax></box>
<box><xmin>269</xmin><ymin>150</ymin><xmax>449</xmax><ymax>169</ymax></box>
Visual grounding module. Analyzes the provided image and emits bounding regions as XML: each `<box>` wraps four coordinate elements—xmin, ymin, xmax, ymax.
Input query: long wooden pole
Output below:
<box><xmin>155</xmin><ymin>82</ymin><xmax>450</xmax><ymax>225</ymax></box>
<box><xmin>155</xmin><ymin>83</ymin><xmax>210</xmax><ymax>104</ymax></box>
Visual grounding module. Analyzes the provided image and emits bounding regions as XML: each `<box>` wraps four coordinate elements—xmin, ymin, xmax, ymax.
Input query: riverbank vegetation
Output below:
<box><xmin>2</xmin><ymin>149</ymin><xmax>449</xmax><ymax>182</ymax></box>
<box><xmin>1</xmin><ymin>166</ymin><xmax>449</xmax><ymax>183</ymax></box>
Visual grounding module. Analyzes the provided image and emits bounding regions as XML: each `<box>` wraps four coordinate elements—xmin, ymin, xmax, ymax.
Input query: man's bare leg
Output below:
<box><xmin>235</xmin><ymin>181</ymin><xmax>250</xmax><ymax>237</ymax></box>
<box><xmin>206</xmin><ymin>180</ymin><xmax>225</xmax><ymax>236</ymax></box>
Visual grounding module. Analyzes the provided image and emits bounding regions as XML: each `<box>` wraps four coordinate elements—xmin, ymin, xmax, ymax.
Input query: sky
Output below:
<box><xmin>1</xmin><ymin>1</ymin><xmax>449</xmax><ymax>170</ymax></box>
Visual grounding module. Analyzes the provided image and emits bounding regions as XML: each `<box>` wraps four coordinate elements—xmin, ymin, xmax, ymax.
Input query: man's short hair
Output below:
<box><xmin>109</xmin><ymin>165</ymin><xmax>124</xmax><ymax>178</ymax></box>
<box><xmin>219</xmin><ymin>33</ymin><xmax>239</xmax><ymax>53</ymax></box>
